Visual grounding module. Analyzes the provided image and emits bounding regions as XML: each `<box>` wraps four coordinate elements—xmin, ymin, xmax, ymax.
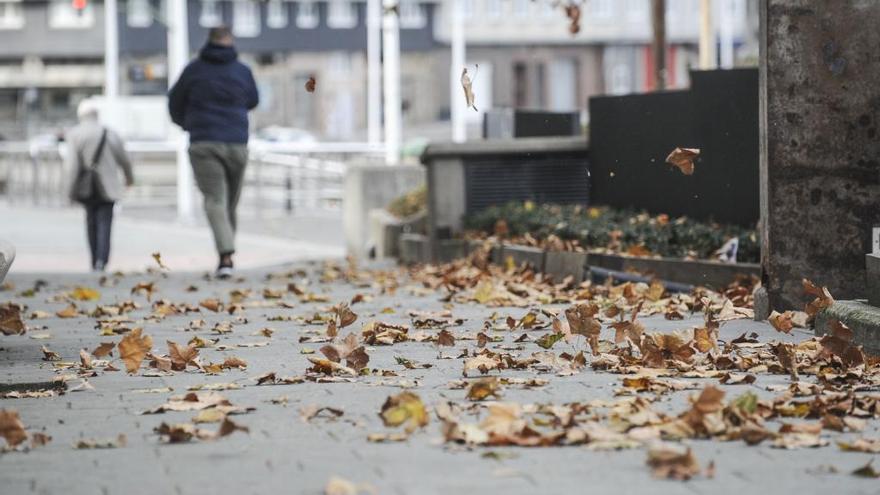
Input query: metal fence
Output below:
<box><xmin>0</xmin><ymin>140</ymin><xmax>384</xmax><ymax>215</ymax></box>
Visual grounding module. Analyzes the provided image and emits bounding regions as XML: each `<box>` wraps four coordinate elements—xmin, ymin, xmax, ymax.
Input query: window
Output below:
<box><xmin>327</xmin><ymin>0</ymin><xmax>355</xmax><ymax>29</ymax></box>
<box><xmin>512</xmin><ymin>0</ymin><xmax>529</xmax><ymax>18</ymax></box>
<box><xmin>48</xmin><ymin>0</ymin><xmax>95</xmax><ymax>29</ymax></box>
<box><xmin>486</xmin><ymin>0</ymin><xmax>501</xmax><ymax>19</ymax></box>
<box><xmin>0</xmin><ymin>1</ymin><xmax>24</xmax><ymax>30</ymax></box>
<box><xmin>199</xmin><ymin>0</ymin><xmax>222</xmax><ymax>27</ymax></box>
<box><xmin>398</xmin><ymin>0</ymin><xmax>425</xmax><ymax>29</ymax></box>
<box><xmin>127</xmin><ymin>0</ymin><xmax>153</xmax><ymax>28</ymax></box>
<box><xmin>296</xmin><ymin>1</ymin><xmax>318</xmax><ymax>28</ymax></box>
<box><xmin>232</xmin><ymin>0</ymin><xmax>260</xmax><ymax>37</ymax></box>
<box><xmin>462</xmin><ymin>0</ymin><xmax>474</xmax><ymax>17</ymax></box>
<box><xmin>592</xmin><ymin>0</ymin><xmax>613</xmax><ymax>18</ymax></box>
<box><xmin>626</xmin><ymin>0</ymin><xmax>647</xmax><ymax>20</ymax></box>
<box><xmin>266</xmin><ymin>0</ymin><xmax>288</xmax><ymax>28</ymax></box>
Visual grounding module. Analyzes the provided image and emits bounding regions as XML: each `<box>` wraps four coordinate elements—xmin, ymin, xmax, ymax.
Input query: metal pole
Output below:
<box><xmin>651</xmin><ymin>0</ymin><xmax>667</xmax><ymax>91</ymax></box>
<box><xmin>450</xmin><ymin>0</ymin><xmax>466</xmax><ymax>143</ymax></box>
<box><xmin>367</xmin><ymin>0</ymin><xmax>381</xmax><ymax>144</ymax></box>
<box><xmin>382</xmin><ymin>0</ymin><xmax>401</xmax><ymax>164</ymax></box>
<box><xmin>167</xmin><ymin>0</ymin><xmax>194</xmax><ymax>221</ymax></box>
<box><xmin>698</xmin><ymin>0</ymin><xmax>716</xmax><ymax>70</ymax></box>
<box><xmin>719</xmin><ymin>0</ymin><xmax>735</xmax><ymax>68</ymax></box>
<box><xmin>103</xmin><ymin>0</ymin><xmax>119</xmax><ymax>98</ymax></box>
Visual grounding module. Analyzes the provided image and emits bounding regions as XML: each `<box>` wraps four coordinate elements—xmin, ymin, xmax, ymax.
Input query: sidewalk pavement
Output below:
<box><xmin>0</xmin><ymin>205</ymin><xmax>344</xmax><ymax>274</ymax></box>
<box><xmin>0</xmin><ymin>261</ymin><xmax>877</xmax><ymax>495</ymax></box>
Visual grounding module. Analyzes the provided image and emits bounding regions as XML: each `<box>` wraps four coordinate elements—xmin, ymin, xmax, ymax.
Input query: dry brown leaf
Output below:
<box><xmin>665</xmin><ymin>147</ymin><xmax>699</xmax><ymax>175</ymax></box>
<box><xmin>168</xmin><ymin>340</ymin><xmax>200</xmax><ymax>371</ymax></box>
<box><xmin>646</xmin><ymin>444</ymin><xmax>701</xmax><ymax>480</ymax></box>
<box><xmin>0</xmin><ymin>303</ymin><xmax>25</xmax><ymax>335</ymax></box>
<box><xmin>768</xmin><ymin>310</ymin><xmax>794</xmax><ymax>334</ymax></box>
<box><xmin>305</xmin><ymin>76</ymin><xmax>316</xmax><ymax>93</ymax></box>
<box><xmin>118</xmin><ymin>328</ymin><xmax>153</xmax><ymax>373</ymax></box>
<box><xmin>437</xmin><ymin>329</ymin><xmax>455</xmax><ymax>347</ymax></box>
<box><xmin>91</xmin><ymin>342</ymin><xmax>116</xmax><ymax>358</ymax></box>
<box><xmin>380</xmin><ymin>392</ymin><xmax>428</xmax><ymax>433</ymax></box>
<box><xmin>0</xmin><ymin>409</ymin><xmax>27</xmax><ymax>447</ymax></box>
<box><xmin>461</xmin><ymin>67</ymin><xmax>477</xmax><ymax>112</ymax></box>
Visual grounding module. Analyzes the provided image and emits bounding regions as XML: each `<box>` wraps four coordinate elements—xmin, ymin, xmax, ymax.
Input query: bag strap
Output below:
<box><xmin>88</xmin><ymin>128</ymin><xmax>108</xmax><ymax>169</ymax></box>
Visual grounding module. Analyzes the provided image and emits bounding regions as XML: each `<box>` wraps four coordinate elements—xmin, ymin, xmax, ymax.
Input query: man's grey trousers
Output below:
<box><xmin>188</xmin><ymin>142</ymin><xmax>248</xmax><ymax>256</ymax></box>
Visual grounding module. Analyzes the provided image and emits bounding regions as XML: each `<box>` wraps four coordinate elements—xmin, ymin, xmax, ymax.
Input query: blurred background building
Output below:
<box><xmin>0</xmin><ymin>0</ymin><xmax>758</xmax><ymax>142</ymax></box>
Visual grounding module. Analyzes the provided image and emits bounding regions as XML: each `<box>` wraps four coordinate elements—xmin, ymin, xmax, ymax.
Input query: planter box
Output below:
<box><xmin>544</xmin><ymin>250</ymin><xmax>588</xmax><ymax>282</ymax></box>
<box><xmin>435</xmin><ymin>239</ymin><xmax>468</xmax><ymax>263</ymax></box>
<box><xmin>399</xmin><ymin>234</ymin><xmax>429</xmax><ymax>265</ymax></box>
<box><xmin>468</xmin><ymin>240</ymin><xmax>503</xmax><ymax>264</ymax></box>
<box><xmin>501</xmin><ymin>245</ymin><xmax>545</xmax><ymax>272</ymax></box>
<box><xmin>587</xmin><ymin>252</ymin><xmax>759</xmax><ymax>289</ymax></box>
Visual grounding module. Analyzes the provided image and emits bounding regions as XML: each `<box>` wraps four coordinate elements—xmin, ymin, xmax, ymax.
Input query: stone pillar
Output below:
<box><xmin>760</xmin><ymin>1</ymin><xmax>880</xmax><ymax>309</ymax></box>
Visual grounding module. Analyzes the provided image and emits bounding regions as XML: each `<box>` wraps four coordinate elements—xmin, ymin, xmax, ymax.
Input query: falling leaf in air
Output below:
<box><xmin>564</xmin><ymin>4</ymin><xmax>581</xmax><ymax>35</ymax></box>
<box><xmin>379</xmin><ymin>392</ymin><xmax>429</xmax><ymax>433</ymax></box>
<box><xmin>0</xmin><ymin>409</ymin><xmax>28</xmax><ymax>447</ymax></box>
<box><xmin>151</xmin><ymin>252</ymin><xmax>169</xmax><ymax>270</ymax></box>
<box><xmin>118</xmin><ymin>328</ymin><xmax>153</xmax><ymax>373</ymax></box>
<box><xmin>665</xmin><ymin>147</ymin><xmax>700</xmax><ymax>175</ymax></box>
<box><xmin>461</xmin><ymin>67</ymin><xmax>477</xmax><ymax>112</ymax></box>
<box><xmin>305</xmin><ymin>76</ymin><xmax>316</xmax><ymax>93</ymax></box>
<box><xmin>0</xmin><ymin>303</ymin><xmax>25</xmax><ymax>335</ymax></box>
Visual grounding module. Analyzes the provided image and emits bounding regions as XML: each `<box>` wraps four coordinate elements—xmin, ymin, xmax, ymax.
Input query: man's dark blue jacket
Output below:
<box><xmin>168</xmin><ymin>43</ymin><xmax>259</xmax><ymax>144</ymax></box>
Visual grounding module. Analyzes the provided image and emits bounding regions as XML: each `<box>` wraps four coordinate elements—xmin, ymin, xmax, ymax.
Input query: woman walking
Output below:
<box><xmin>67</xmin><ymin>101</ymin><xmax>134</xmax><ymax>272</ymax></box>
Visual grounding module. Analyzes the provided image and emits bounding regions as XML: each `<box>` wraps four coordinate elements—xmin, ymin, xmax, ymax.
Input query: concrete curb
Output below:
<box><xmin>815</xmin><ymin>300</ymin><xmax>880</xmax><ymax>355</ymax></box>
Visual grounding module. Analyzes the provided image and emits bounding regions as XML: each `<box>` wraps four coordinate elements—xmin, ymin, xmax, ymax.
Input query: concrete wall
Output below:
<box><xmin>760</xmin><ymin>1</ymin><xmax>880</xmax><ymax>308</ymax></box>
<box><xmin>343</xmin><ymin>164</ymin><xmax>425</xmax><ymax>258</ymax></box>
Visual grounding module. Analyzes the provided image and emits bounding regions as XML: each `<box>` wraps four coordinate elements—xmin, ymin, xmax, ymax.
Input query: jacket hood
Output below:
<box><xmin>199</xmin><ymin>43</ymin><xmax>238</xmax><ymax>64</ymax></box>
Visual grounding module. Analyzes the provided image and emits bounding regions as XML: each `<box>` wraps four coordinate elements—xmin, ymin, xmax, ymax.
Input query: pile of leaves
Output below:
<box><xmin>464</xmin><ymin>202</ymin><xmax>760</xmax><ymax>262</ymax></box>
<box><xmin>386</xmin><ymin>185</ymin><xmax>427</xmax><ymax>219</ymax></box>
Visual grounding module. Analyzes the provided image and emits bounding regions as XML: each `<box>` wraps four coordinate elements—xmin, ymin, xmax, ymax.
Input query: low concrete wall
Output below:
<box><xmin>343</xmin><ymin>163</ymin><xmax>424</xmax><ymax>259</ymax></box>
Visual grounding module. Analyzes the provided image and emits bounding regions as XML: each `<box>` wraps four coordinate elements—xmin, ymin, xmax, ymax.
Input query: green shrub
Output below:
<box><xmin>464</xmin><ymin>202</ymin><xmax>760</xmax><ymax>262</ymax></box>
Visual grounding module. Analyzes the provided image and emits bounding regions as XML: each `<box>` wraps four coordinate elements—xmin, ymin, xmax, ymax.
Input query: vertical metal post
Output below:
<box><xmin>651</xmin><ymin>0</ymin><xmax>667</xmax><ymax>90</ymax></box>
<box><xmin>104</xmin><ymin>0</ymin><xmax>119</xmax><ymax>98</ymax></box>
<box><xmin>450</xmin><ymin>0</ymin><xmax>466</xmax><ymax>143</ymax></box>
<box><xmin>719</xmin><ymin>0</ymin><xmax>735</xmax><ymax>68</ymax></box>
<box><xmin>284</xmin><ymin>166</ymin><xmax>293</xmax><ymax>213</ymax></box>
<box><xmin>382</xmin><ymin>0</ymin><xmax>401</xmax><ymax>164</ymax></box>
<box><xmin>367</xmin><ymin>0</ymin><xmax>382</xmax><ymax>144</ymax></box>
<box><xmin>698</xmin><ymin>0</ymin><xmax>716</xmax><ymax>70</ymax></box>
<box><xmin>167</xmin><ymin>0</ymin><xmax>194</xmax><ymax>221</ymax></box>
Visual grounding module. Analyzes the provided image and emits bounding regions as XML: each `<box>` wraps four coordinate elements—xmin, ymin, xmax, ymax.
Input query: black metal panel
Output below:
<box><xmin>464</xmin><ymin>154</ymin><xmax>589</xmax><ymax>214</ymax></box>
<box><xmin>588</xmin><ymin>68</ymin><xmax>759</xmax><ymax>227</ymax></box>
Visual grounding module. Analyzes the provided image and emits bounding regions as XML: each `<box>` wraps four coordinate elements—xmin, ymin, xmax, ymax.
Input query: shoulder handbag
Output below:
<box><xmin>71</xmin><ymin>128</ymin><xmax>109</xmax><ymax>204</ymax></box>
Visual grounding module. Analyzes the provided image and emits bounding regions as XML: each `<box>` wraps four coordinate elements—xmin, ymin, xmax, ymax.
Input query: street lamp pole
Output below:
<box><xmin>450</xmin><ymin>0</ymin><xmax>466</xmax><ymax>143</ymax></box>
<box><xmin>166</xmin><ymin>0</ymin><xmax>194</xmax><ymax>221</ymax></box>
<box><xmin>103</xmin><ymin>0</ymin><xmax>119</xmax><ymax>99</ymax></box>
<box><xmin>367</xmin><ymin>0</ymin><xmax>382</xmax><ymax>145</ymax></box>
<box><xmin>381</xmin><ymin>0</ymin><xmax>401</xmax><ymax>164</ymax></box>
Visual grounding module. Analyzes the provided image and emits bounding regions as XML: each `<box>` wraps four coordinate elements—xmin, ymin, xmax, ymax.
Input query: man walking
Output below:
<box><xmin>168</xmin><ymin>26</ymin><xmax>259</xmax><ymax>279</ymax></box>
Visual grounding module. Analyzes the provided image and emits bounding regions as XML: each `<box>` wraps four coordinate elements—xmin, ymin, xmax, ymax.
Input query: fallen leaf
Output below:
<box><xmin>118</xmin><ymin>328</ymin><xmax>153</xmax><ymax>373</ymax></box>
<box><xmin>0</xmin><ymin>409</ymin><xmax>28</xmax><ymax>447</ymax></box>
<box><xmin>646</xmin><ymin>444</ymin><xmax>701</xmax><ymax>480</ymax></box>
<box><xmin>768</xmin><ymin>310</ymin><xmax>794</xmax><ymax>334</ymax></box>
<box><xmin>0</xmin><ymin>303</ymin><xmax>26</xmax><ymax>335</ymax></box>
<box><xmin>380</xmin><ymin>392</ymin><xmax>428</xmax><ymax>433</ymax></box>
<box><xmin>70</xmin><ymin>286</ymin><xmax>100</xmax><ymax>301</ymax></box>
<box><xmin>167</xmin><ymin>340</ymin><xmax>199</xmax><ymax>371</ymax></box>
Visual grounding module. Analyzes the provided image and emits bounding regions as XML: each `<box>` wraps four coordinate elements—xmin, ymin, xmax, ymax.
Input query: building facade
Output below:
<box><xmin>0</xmin><ymin>0</ymin><xmax>758</xmax><ymax>141</ymax></box>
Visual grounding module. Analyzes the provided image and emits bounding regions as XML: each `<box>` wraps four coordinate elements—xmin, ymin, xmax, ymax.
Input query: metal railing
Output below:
<box><xmin>0</xmin><ymin>140</ymin><xmax>384</xmax><ymax>215</ymax></box>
